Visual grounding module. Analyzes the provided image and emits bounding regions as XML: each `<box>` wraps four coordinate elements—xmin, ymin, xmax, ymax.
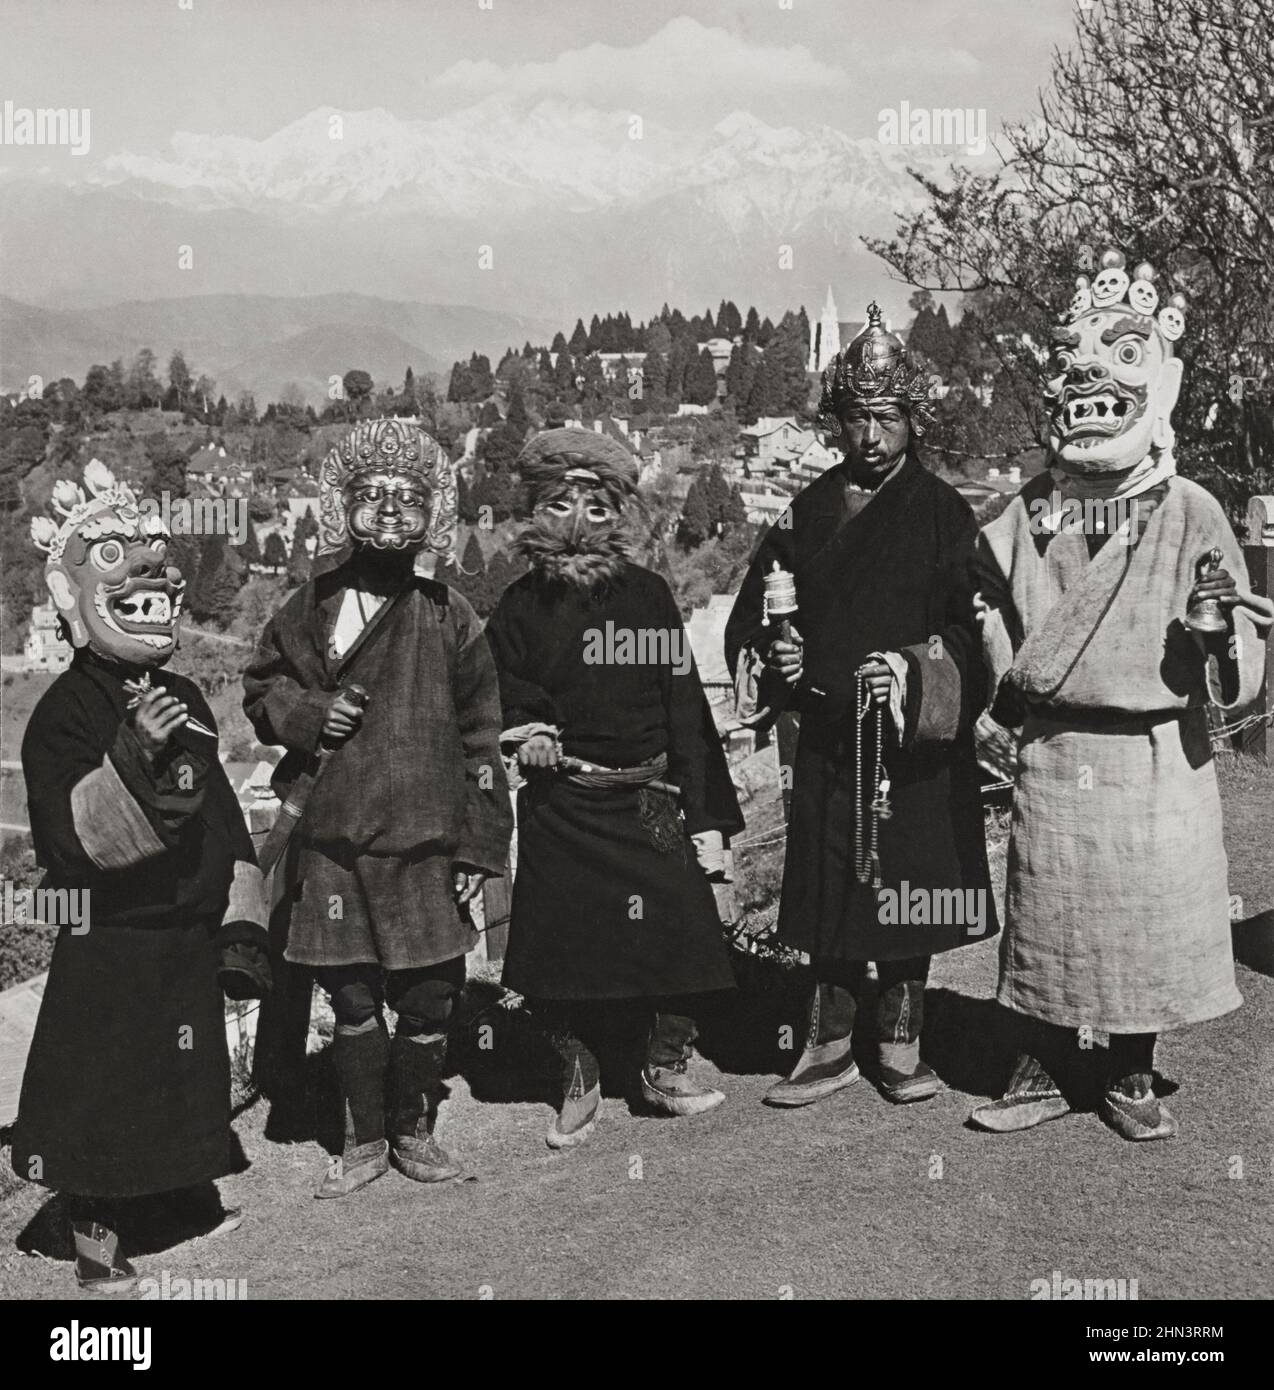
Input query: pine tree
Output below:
<box><xmin>677</xmin><ymin>475</ymin><xmax>713</xmax><ymax>547</ymax></box>
<box><xmin>553</xmin><ymin>350</ymin><xmax>578</xmax><ymax>400</ymax></box>
<box><xmin>568</xmin><ymin>319</ymin><xmax>589</xmax><ymax>355</ymax></box>
<box><xmin>263</xmin><ymin>531</ymin><xmax>288</xmax><ymax>571</ymax></box>
<box><xmin>725</xmin><ymin>342</ymin><xmax>759</xmax><ymax>406</ymax></box>
<box><xmin>468</xmin><ymin>354</ymin><xmax>495</xmax><ymax>400</ymax></box>
<box><xmin>236</xmin><ymin>522</ymin><xmax>263</xmax><ymax>569</ymax></box>
<box><xmin>507</xmin><ymin>387</ymin><xmax>530</xmax><ymax>434</ymax></box>
<box><xmin>446</xmin><ymin>360</ymin><xmax>470</xmax><ymax>403</ymax></box>
<box><xmin>745</xmin><ymin>351</ymin><xmax>780</xmax><ymax>423</ymax></box>
<box><xmin>550</xmin><ymin>331</ymin><xmax>568</xmax><ymax>354</ymax></box>
<box><xmin>684</xmin><ymin>348</ymin><xmax>720</xmax><ymax>405</ymax></box>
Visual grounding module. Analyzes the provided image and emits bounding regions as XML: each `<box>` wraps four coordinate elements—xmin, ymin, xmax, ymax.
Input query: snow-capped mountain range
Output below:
<box><xmin>0</xmin><ymin>101</ymin><xmax>964</xmax><ymax>322</ymax></box>
<box><xmin>88</xmin><ymin>104</ymin><xmax>942</xmax><ymax>227</ymax></box>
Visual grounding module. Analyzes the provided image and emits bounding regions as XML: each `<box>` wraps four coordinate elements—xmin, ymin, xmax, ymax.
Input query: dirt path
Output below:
<box><xmin>3</xmin><ymin>938</ymin><xmax>1270</xmax><ymax>1301</ymax></box>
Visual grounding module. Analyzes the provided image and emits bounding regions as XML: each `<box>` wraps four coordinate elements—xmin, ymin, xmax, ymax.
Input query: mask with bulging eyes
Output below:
<box><xmin>533</xmin><ymin>478</ymin><xmax>622</xmax><ymax>549</ymax></box>
<box><xmin>342</xmin><ymin>466</ymin><xmax>432</xmax><ymax>551</ymax></box>
<box><xmin>1044</xmin><ymin>304</ymin><xmax>1183</xmax><ymax>476</ymax></box>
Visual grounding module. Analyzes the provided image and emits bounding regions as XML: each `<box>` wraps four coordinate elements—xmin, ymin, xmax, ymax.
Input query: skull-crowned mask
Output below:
<box><xmin>1046</xmin><ymin>249</ymin><xmax>1186</xmax><ymax>477</ymax></box>
<box><xmin>31</xmin><ymin>460</ymin><xmax>184</xmax><ymax>668</ymax></box>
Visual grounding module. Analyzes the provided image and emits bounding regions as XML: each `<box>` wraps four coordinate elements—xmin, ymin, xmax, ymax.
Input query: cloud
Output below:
<box><xmin>425</xmin><ymin>16</ymin><xmax>850</xmax><ymax>116</ymax></box>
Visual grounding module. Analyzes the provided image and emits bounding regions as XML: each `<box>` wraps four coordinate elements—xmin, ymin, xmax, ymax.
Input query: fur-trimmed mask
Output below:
<box><xmin>513</xmin><ymin>428</ymin><xmax>639</xmax><ymax>589</ymax></box>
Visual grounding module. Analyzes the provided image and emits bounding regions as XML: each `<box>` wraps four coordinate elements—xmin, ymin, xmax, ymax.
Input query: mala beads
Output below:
<box><xmin>854</xmin><ymin>665</ymin><xmax>892</xmax><ymax>889</ymax></box>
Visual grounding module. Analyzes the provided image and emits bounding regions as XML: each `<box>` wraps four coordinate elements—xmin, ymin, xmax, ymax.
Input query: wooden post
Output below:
<box><xmin>1240</xmin><ymin>495</ymin><xmax>1274</xmax><ymax>758</ymax></box>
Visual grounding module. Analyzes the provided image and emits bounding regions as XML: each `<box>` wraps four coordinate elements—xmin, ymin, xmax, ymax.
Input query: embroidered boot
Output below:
<box><xmin>1101</xmin><ymin>1035</ymin><xmax>1176</xmax><ymax>1141</ymax></box>
<box><xmin>544</xmin><ymin>1017</ymin><xmax>603</xmax><ymax>1150</ymax></box>
<box><xmin>71</xmin><ymin>1216</ymin><xmax>137</xmax><ymax>1295</ymax></box>
<box><xmin>315</xmin><ymin>1022</ymin><xmax>390</xmax><ymax>1199</ymax></box>
<box><xmin>765</xmin><ymin>981</ymin><xmax>859</xmax><ymax>1107</ymax></box>
<box><xmin>969</xmin><ymin>1052</ymin><xmax>1070</xmax><ymax>1132</ymax></box>
<box><xmin>389</xmin><ymin>1032</ymin><xmax>462</xmax><ymax>1182</ymax></box>
<box><xmin>641</xmin><ymin>1011</ymin><xmax>724</xmax><ymax>1116</ymax></box>
<box><xmin>877</xmin><ymin>978</ymin><xmax>943</xmax><ymax>1103</ymax></box>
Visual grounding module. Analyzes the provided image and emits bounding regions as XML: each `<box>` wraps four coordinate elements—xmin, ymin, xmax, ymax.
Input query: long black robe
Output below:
<box><xmin>725</xmin><ymin>453</ymin><xmax>996</xmax><ymax>963</ymax></box>
<box><xmin>484</xmin><ymin>561</ymin><xmax>744</xmax><ymax>1000</ymax></box>
<box><xmin>12</xmin><ymin>651</ymin><xmax>265</xmax><ymax>1198</ymax></box>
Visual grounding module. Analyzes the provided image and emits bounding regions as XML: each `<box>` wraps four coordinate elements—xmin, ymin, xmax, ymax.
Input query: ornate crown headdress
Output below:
<box><xmin>818</xmin><ymin>302</ymin><xmax>934</xmax><ymax>435</ymax></box>
<box><xmin>317</xmin><ymin>417</ymin><xmax>458</xmax><ymax>559</ymax></box>
<box><xmin>1065</xmin><ymin>249</ymin><xmax>1187</xmax><ymax>347</ymax></box>
<box><xmin>29</xmin><ymin>458</ymin><xmax>166</xmax><ymax>563</ymax></box>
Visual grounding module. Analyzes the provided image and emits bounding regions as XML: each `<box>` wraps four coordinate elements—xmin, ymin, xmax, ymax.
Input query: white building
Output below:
<box><xmin>24</xmin><ymin>601</ymin><xmax>72</xmax><ymax>672</ymax></box>
<box><xmin>740</xmin><ymin>491</ymin><xmax>790</xmax><ymax>527</ymax></box>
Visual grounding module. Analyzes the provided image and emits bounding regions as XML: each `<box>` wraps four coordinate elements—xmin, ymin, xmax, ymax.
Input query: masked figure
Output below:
<box><xmin>243</xmin><ymin>418</ymin><xmax>511</xmax><ymax>1197</ymax></box>
<box><xmin>970</xmin><ymin>251</ymin><xmax>1273</xmax><ymax>1140</ymax></box>
<box><xmin>726</xmin><ymin>306</ymin><xmax>995</xmax><ymax>1108</ymax></box>
<box><xmin>13</xmin><ymin>460</ymin><xmax>269</xmax><ymax>1294</ymax></box>
<box><xmin>483</xmin><ymin>428</ymin><xmax>744</xmax><ymax>1147</ymax></box>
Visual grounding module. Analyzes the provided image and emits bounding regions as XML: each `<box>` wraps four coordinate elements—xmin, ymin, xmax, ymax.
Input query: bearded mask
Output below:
<box><xmin>30</xmin><ymin>460</ymin><xmax>184</xmax><ymax>668</ymax></box>
<box><xmin>317</xmin><ymin>418</ymin><xmax>456</xmax><ymax>562</ymax></box>
<box><xmin>1046</xmin><ymin>250</ymin><xmax>1187</xmax><ymax>477</ymax></box>
<box><xmin>513</xmin><ymin>428</ymin><xmax>639</xmax><ymax>588</ymax></box>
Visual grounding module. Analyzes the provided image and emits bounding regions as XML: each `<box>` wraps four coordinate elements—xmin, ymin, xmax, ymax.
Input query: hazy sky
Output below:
<box><xmin>0</xmin><ymin>0</ymin><xmax>1076</xmax><ymax>163</ymax></box>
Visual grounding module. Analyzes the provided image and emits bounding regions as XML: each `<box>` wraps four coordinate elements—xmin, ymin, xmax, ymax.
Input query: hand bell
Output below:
<box><xmin>1185</xmin><ymin>547</ymin><xmax>1227</xmax><ymax>635</ymax></box>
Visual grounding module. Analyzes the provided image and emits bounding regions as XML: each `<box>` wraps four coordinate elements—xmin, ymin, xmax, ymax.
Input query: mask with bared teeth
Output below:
<box><xmin>30</xmin><ymin>459</ymin><xmax>185</xmax><ymax>667</ymax></box>
<box><xmin>1046</xmin><ymin>249</ymin><xmax>1186</xmax><ymax>477</ymax></box>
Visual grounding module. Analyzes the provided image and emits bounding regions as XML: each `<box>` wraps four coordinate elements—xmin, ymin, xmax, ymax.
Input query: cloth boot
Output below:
<box><xmin>70</xmin><ymin>1212</ymin><xmax>137</xmax><ymax>1295</ymax></box>
<box><xmin>641</xmin><ymin>1010</ymin><xmax>724</xmax><ymax>1116</ymax></box>
<box><xmin>969</xmin><ymin>1051</ymin><xmax>1070</xmax><ymax>1132</ymax></box>
<box><xmin>541</xmin><ymin>1005</ymin><xmax>603</xmax><ymax>1150</ymax></box>
<box><xmin>1101</xmin><ymin>1032</ymin><xmax>1176</xmax><ymax>1141</ymax></box>
<box><xmin>389</xmin><ymin>1031</ymin><xmax>462</xmax><ymax>1181</ymax></box>
<box><xmin>764</xmin><ymin>981</ymin><xmax>860</xmax><ymax>1108</ymax></box>
<box><xmin>876</xmin><ymin>978</ymin><xmax>943</xmax><ymax>1103</ymax></box>
<box><xmin>315</xmin><ymin>1021</ymin><xmax>390</xmax><ymax>1199</ymax></box>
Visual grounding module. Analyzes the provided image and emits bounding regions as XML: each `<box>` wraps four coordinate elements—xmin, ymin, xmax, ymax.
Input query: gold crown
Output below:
<box><xmin>1066</xmin><ymin>249</ymin><xmax>1187</xmax><ymax>345</ymax></box>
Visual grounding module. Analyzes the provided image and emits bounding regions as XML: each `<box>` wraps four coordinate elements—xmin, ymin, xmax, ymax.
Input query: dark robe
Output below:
<box><xmin>725</xmin><ymin>453</ymin><xmax>996</xmax><ymax>963</ymax></box>
<box><xmin>242</xmin><ymin>554</ymin><xmax>512</xmax><ymax>969</ymax></box>
<box><xmin>484</xmin><ymin>561</ymin><xmax>744</xmax><ymax>1000</ymax></box>
<box><xmin>11</xmin><ymin>651</ymin><xmax>265</xmax><ymax>1198</ymax></box>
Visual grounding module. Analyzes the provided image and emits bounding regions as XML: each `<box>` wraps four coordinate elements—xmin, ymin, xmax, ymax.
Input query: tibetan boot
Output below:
<box><xmin>641</xmin><ymin>1010</ymin><xmax>724</xmax><ymax>1116</ymax></box>
<box><xmin>544</xmin><ymin>1014</ymin><xmax>603</xmax><ymax>1150</ymax></box>
<box><xmin>315</xmin><ymin>1022</ymin><xmax>390</xmax><ymax>1199</ymax></box>
<box><xmin>877</xmin><ymin>978</ymin><xmax>942</xmax><ymax>1103</ymax></box>
<box><xmin>389</xmin><ymin>1031</ymin><xmax>462</xmax><ymax>1182</ymax></box>
<box><xmin>969</xmin><ymin>1052</ymin><xmax>1070</xmax><ymax>1132</ymax></box>
<box><xmin>72</xmin><ymin>1218</ymin><xmax>138</xmax><ymax>1296</ymax></box>
<box><xmin>1101</xmin><ymin>1071</ymin><xmax>1177</xmax><ymax>1142</ymax></box>
<box><xmin>765</xmin><ymin>981</ymin><xmax>859</xmax><ymax>1107</ymax></box>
